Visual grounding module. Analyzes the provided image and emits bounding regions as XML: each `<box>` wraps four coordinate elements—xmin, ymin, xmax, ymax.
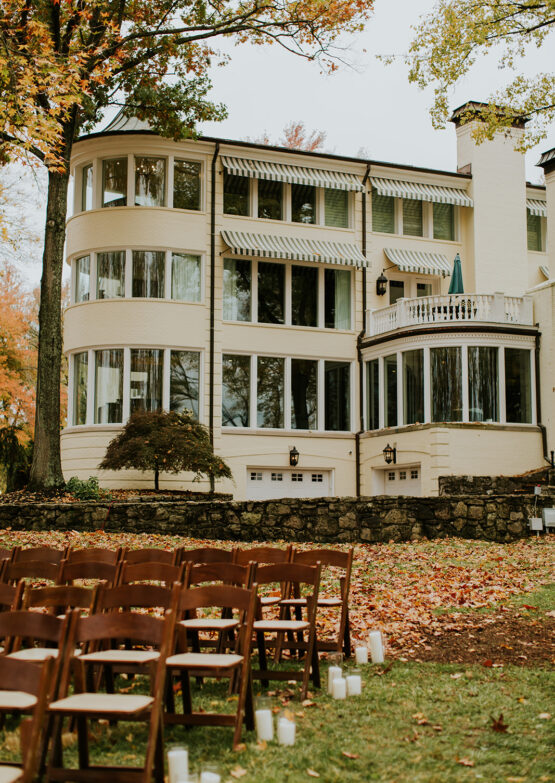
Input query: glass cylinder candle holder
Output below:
<box><xmin>327</xmin><ymin>652</ymin><xmax>343</xmax><ymax>694</ymax></box>
<box><xmin>368</xmin><ymin>630</ymin><xmax>385</xmax><ymax>664</ymax></box>
<box><xmin>331</xmin><ymin>676</ymin><xmax>347</xmax><ymax>699</ymax></box>
<box><xmin>167</xmin><ymin>746</ymin><xmax>189</xmax><ymax>783</ymax></box>
<box><xmin>354</xmin><ymin>644</ymin><xmax>368</xmax><ymax>664</ymax></box>
<box><xmin>346</xmin><ymin>667</ymin><xmax>362</xmax><ymax>696</ymax></box>
<box><xmin>277</xmin><ymin>709</ymin><xmax>296</xmax><ymax>746</ymax></box>
<box><xmin>200</xmin><ymin>765</ymin><xmax>221</xmax><ymax>783</ymax></box>
<box><xmin>255</xmin><ymin>696</ymin><xmax>274</xmax><ymax>742</ymax></box>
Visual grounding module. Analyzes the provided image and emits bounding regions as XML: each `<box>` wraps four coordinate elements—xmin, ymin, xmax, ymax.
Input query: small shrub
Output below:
<box><xmin>66</xmin><ymin>476</ymin><xmax>111</xmax><ymax>501</ymax></box>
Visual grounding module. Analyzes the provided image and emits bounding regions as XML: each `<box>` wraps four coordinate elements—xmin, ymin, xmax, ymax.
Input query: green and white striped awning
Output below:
<box><xmin>221</xmin><ymin>156</ymin><xmax>364</xmax><ymax>192</ymax></box>
<box><xmin>384</xmin><ymin>247</ymin><xmax>451</xmax><ymax>277</ymax></box>
<box><xmin>540</xmin><ymin>265</ymin><xmax>550</xmax><ymax>279</ymax></box>
<box><xmin>370</xmin><ymin>176</ymin><xmax>473</xmax><ymax>208</ymax></box>
<box><xmin>527</xmin><ymin>198</ymin><xmax>547</xmax><ymax>217</ymax></box>
<box><xmin>221</xmin><ymin>229</ymin><xmax>369</xmax><ymax>268</ymax></box>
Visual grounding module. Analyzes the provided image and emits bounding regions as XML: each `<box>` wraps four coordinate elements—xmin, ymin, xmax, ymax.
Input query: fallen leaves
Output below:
<box><xmin>490</xmin><ymin>714</ymin><xmax>509</xmax><ymax>733</ymax></box>
<box><xmin>538</xmin><ymin>713</ymin><xmax>551</xmax><ymax>720</ymax></box>
<box><xmin>341</xmin><ymin>751</ymin><xmax>360</xmax><ymax>759</ymax></box>
<box><xmin>306</xmin><ymin>769</ymin><xmax>320</xmax><ymax>777</ymax></box>
<box><xmin>456</xmin><ymin>757</ymin><xmax>475</xmax><ymax>767</ymax></box>
<box><xmin>230</xmin><ymin>766</ymin><xmax>247</xmax><ymax>778</ymax></box>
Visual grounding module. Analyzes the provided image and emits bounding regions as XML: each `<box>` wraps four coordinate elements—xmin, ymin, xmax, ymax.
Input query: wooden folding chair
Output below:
<box><xmin>119</xmin><ymin>561</ymin><xmax>185</xmax><ymax>588</ymax></box>
<box><xmin>0</xmin><ymin>655</ymin><xmax>55</xmax><ymax>783</ymax></box>
<box><xmin>11</xmin><ymin>546</ymin><xmax>69</xmax><ymax>565</ymax></box>
<box><xmin>252</xmin><ymin>563</ymin><xmax>321</xmax><ymax>700</ymax></box>
<box><xmin>0</xmin><ymin>547</ymin><xmax>13</xmax><ymax>564</ymax></box>
<box><xmin>179</xmin><ymin>547</ymin><xmax>233</xmax><ymax>565</ymax></box>
<box><xmin>0</xmin><ymin>580</ymin><xmax>24</xmax><ymax>612</ymax></box>
<box><xmin>22</xmin><ymin>584</ymin><xmax>99</xmax><ymax>619</ymax></box>
<box><xmin>234</xmin><ymin>545</ymin><xmax>293</xmax><ymax>607</ymax></box>
<box><xmin>64</xmin><ymin>547</ymin><xmax>122</xmax><ymax>565</ymax></box>
<box><xmin>1</xmin><ymin>560</ymin><xmax>60</xmax><ymax>586</ymax></box>
<box><xmin>95</xmin><ymin>582</ymin><xmax>178</xmax><ymax>614</ymax></box>
<box><xmin>288</xmin><ymin>548</ymin><xmax>354</xmax><ymax>657</ymax></box>
<box><xmin>57</xmin><ymin>559</ymin><xmax>120</xmax><ymax>587</ymax></box>
<box><xmin>0</xmin><ymin>610</ymin><xmax>72</xmax><ymax>665</ymax></box>
<box><xmin>122</xmin><ymin>548</ymin><xmax>179</xmax><ymax>565</ymax></box>
<box><xmin>165</xmin><ymin>584</ymin><xmax>257</xmax><ymax>749</ymax></box>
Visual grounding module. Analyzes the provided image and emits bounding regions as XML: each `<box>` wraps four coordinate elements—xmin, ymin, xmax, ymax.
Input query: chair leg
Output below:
<box><xmin>343</xmin><ymin>612</ymin><xmax>352</xmax><ymax>658</ymax></box>
<box><xmin>76</xmin><ymin>716</ymin><xmax>89</xmax><ymax>769</ymax></box>
<box><xmin>181</xmin><ymin>670</ymin><xmax>193</xmax><ymax>717</ymax></box>
<box><xmin>256</xmin><ymin>632</ymin><xmax>269</xmax><ymax>688</ymax></box>
<box><xmin>153</xmin><ymin>715</ymin><xmax>165</xmax><ymax>783</ymax></box>
<box><xmin>244</xmin><ymin>671</ymin><xmax>255</xmax><ymax>731</ymax></box>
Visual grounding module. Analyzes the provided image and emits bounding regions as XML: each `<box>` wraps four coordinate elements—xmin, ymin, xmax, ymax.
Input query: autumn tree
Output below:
<box><xmin>0</xmin><ymin>0</ymin><xmax>374</xmax><ymax>490</ymax></box>
<box><xmin>99</xmin><ymin>410</ymin><xmax>232</xmax><ymax>491</ymax></box>
<box><xmin>406</xmin><ymin>1</ymin><xmax>555</xmax><ymax>149</ymax></box>
<box><xmin>251</xmin><ymin>121</ymin><xmax>327</xmax><ymax>151</ymax></box>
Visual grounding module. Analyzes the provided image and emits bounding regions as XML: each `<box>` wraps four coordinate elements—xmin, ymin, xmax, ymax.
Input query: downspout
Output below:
<box><xmin>534</xmin><ymin>330</ymin><xmax>553</xmax><ymax>466</ymax></box>
<box><xmin>355</xmin><ymin>163</ymin><xmax>371</xmax><ymax>497</ymax></box>
<box><xmin>209</xmin><ymin>142</ymin><xmax>220</xmax><ymax>491</ymax></box>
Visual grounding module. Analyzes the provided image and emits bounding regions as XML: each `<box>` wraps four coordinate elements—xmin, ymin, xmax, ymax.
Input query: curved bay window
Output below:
<box><xmin>95</xmin><ymin>349</ymin><xmax>123</xmax><ymax>424</ymax></box>
<box><xmin>430</xmin><ymin>347</ymin><xmax>462</xmax><ymax>422</ymax></box>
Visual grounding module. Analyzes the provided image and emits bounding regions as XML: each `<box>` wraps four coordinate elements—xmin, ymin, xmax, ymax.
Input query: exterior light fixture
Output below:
<box><xmin>376</xmin><ymin>272</ymin><xmax>388</xmax><ymax>296</ymax></box>
<box><xmin>289</xmin><ymin>446</ymin><xmax>300</xmax><ymax>467</ymax></box>
<box><xmin>383</xmin><ymin>444</ymin><xmax>396</xmax><ymax>465</ymax></box>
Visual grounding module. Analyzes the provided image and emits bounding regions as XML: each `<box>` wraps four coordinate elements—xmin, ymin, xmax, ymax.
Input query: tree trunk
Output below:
<box><xmin>154</xmin><ymin>468</ymin><xmax>160</xmax><ymax>491</ymax></box>
<box><xmin>28</xmin><ymin>159</ymin><xmax>71</xmax><ymax>489</ymax></box>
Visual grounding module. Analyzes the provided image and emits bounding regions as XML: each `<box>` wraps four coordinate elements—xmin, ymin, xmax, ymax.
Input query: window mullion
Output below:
<box><xmin>423</xmin><ymin>347</ymin><xmax>431</xmax><ymax>423</ymax></box>
<box><xmin>284</xmin><ymin>183</ymin><xmax>292</xmax><ymax>222</ymax></box>
<box><xmin>284</xmin><ymin>356</ymin><xmax>292</xmax><ymax>430</ymax></box>
<box><xmin>530</xmin><ymin>349</ymin><xmax>537</xmax><ymax>424</ymax></box>
<box><xmin>499</xmin><ymin>347</ymin><xmax>506</xmax><ymax>424</ymax></box>
<box><xmin>167</xmin><ymin>156</ymin><xmax>174</xmax><ymax>208</ymax></box>
<box><xmin>252</xmin><ymin>179</ymin><xmax>258</xmax><ymax>219</ymax></box>
<box><xmin>317</xmin><ymin>359</ymin><xmax>325</xmax><ymax>431</ymax></box>
<box><xmin>250</xmin><ymin>355</ymin><xmax>257</xmax><ymax>428</ymax></box>
<box><xmin>127</xmin><ymin>153</ymin><xmax>134</xmax><ymax>207</ymax></box>
<box><xmin>378</xmin><ymin>355</ymin><xmax>385</xmax><ymax>429</ymax></box>
<box><xmin>90</xmin><ymin>253</ymin><xmax>97</xmax><ymax>302</ymax></box>
<box><xmin>461</xmin><ymin>344</ymin><xmax>469</xmax><ymax>422</ymax></box>
<box><xmin>163</xmin><ymin>348</ymin><xmax>171</xmax><ymax>412</ymax></box>
<box><xmin>318</xmin><ymin>266</ymin><xmax>325</xmax><ymax>328</ymax></box>
<box><xmin>397</xmin><ymin>351</ymin><xmax>403</xmax><ymax>426</ymax></box>
<box><xmin>165</xmin><ymin>251</ymin><xmax>172</xmax><ymax>300</ymax></box>
<box><xmin>252</xmin><ymin>259</ymin><xmax>258</xmax><ymax>323</ymax></box>
<box><xmin>285</xmin><ymin>263</ymin><xmax>292</xmax><ymax>325</ymax></box>
<box><xmin>125</xmin><ymin>249</ymin><xmax>132</xmax><ymax>298</ymax></box>
<box><xmin>122</xmin><ymin>348</ymin><xmax>131</xmax><ymax>422</ymax></box>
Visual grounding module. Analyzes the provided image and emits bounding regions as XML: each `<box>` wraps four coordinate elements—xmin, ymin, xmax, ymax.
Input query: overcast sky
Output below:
<box><xmin>6</xmin><ymin>0</ymin><xmax>555</xmax><ymax>286</ymax></box>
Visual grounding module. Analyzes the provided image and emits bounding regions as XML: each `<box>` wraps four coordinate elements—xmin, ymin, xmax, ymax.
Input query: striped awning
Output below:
<box><xmin>384</xmin><ymin>247</ymin><xmax>451</xmax><ymax>277</ymax></box>
<box><xmin>221</xmin><ymin>230</ymin><xmax>369</xmax><ymax>268</ymax></box>
<box><xmin>221</xmin><ymin>156</ymin><xmax>364</xmax><ymax>192</ymax></box>
<box><xmin>527</xmin><ymin>198</ymin><xmax>547</xmax><ymax>217</ymax></box>
<box><xmin>540</xmin><ymin>265</ymin><xmax>550</xmax><ymax>279</ymax></box>
<box><xmin>370</xmin><ymin>176</ymin><xmax>473</xmax><ymax>207</ymax></box>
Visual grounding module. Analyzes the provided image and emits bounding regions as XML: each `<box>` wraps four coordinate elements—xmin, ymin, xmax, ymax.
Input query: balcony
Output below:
<box><xmin>366</xmin><ymin>293</ymin><xmax>534</xmax><ymax>337</ymax></box>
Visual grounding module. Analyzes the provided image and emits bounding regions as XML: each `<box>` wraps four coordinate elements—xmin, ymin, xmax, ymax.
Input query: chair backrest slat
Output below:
<box><xmin>0</xmin><ymin>579</ymin><xmax>24</xmax><ymax>611</ymax></box>
<box><xmin>2</xmin><ymin>559</ymin><xmax>60</xmax><ymax>584</ymax></box>
<box><xmin>58</xmin><ymin>560</ymin><xmax>119</xmax><ymax>585</ymax></box>
<box><xmin>96</xmin><ymin>583</ymin><xmax>177</xmax><ymax>612</ymax></box>
<box><xmin>122</xmin><ymin>548</ymin><xmax>178</xmax><ymax>565</ymax></box>
<box><xmin>179</xmin><ymin>547</ymin><xmax>233</xmax><ymax>565</ymax></box>
<box><xmin>23</xmin><ymin>584</ymin><xmax>98</xmax><ymax>613</ymax></box>
<box><xmin>12</xmin><ymin>546</ymin><xmax>68</xmax><ymax>565</ymax></box>
<box><xmin>185</xmin><ymin>562</ymin><xmax>253</xmax><ymax>588</ymax></box>
<box><xmin>74</xmin><ymin>610</ymin><xmax>166</xmax><ymax>646</ymax></box>
<box><xmin>234</xmin><ymin>545</ymin><xmax>292</xmax><ymax>565</ymax></box>
<box><xmin>65</xmin><ymin>547</ymin><xmax>122</xmax><ymax>565</ymax></box>
<box><xmin>119</xmin><ymin>561</ymin><xmax>183</xmax><ymax>587</ymax></box>
<box><xmin>177</xmin><ymin>583</ymin><xmax>254</xmax><ymax>614</ymax></box>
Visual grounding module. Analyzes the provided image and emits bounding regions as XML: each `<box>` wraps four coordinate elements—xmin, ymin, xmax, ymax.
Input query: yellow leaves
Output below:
<box><xmin>456</xmin><ymin>757</ymin><xmax>475</xmax><ymax>767</ymax></box>
<box><xmin>230</xmin><ymin>766</ymin><xmax>247</xmax><ymax>778</ymax></box>
<box><xmin>306</xmin><ymin>769</ymin><xmax>320</xmax><ymax>777</ymax></box>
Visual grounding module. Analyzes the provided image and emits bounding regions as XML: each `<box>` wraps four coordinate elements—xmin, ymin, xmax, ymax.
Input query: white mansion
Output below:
<box><xmin>63</xmin><ymin>102</ymin><xmax>555</xmax><ymax>499</ymax></box>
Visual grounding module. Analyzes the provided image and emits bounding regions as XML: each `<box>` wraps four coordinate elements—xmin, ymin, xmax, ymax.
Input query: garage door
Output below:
<box><xmin>246</xmin><ymin>469</ymin><xmax>331</xmax><ymax>500</ymax></box>
<box><xmin>382</xmin><ymin>466</ymin><xmax>421</xmax><ymax>496</ymax></box>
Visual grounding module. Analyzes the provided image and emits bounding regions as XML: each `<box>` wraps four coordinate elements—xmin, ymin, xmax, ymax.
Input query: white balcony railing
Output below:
<box><xmin>366</xmin><ymin>292</ymin><xmax>534</xmax><ymax>337</ymax></box>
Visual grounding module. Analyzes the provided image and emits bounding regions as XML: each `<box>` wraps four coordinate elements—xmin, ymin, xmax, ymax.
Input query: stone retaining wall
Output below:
<box><xmin>439</xmin><ymin>468</ymin><xmax>555</xmax><ymax>496</ymax></box>
<box><xmin>1</xmin><ymin>493</ymin><xmax>554</xmax><ymax>543</ymax></box>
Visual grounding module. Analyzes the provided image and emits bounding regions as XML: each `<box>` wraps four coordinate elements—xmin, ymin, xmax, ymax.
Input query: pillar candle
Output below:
<box><xmin>346</xmin><ymin>674</ymin><xmax>362</xmax><ymax>696</ymax></box>
<box><xmin>168</xmin><ymin>748</ymin><xmax>188</xmax><ymax>783</ymax></box>
<box><xmin>332</xmin><ymin>677</ymin><xmax>347</xmax><ymax>699</ymax></box>
<box><xmin>327</xmin><ymin>665</ymin><xmax>342</xmax><ymax>694</ymax></box>
<box><xmin>277</xmin><ymin>717</ymin><xmax>296</xmax><ymax>746</ymax></box>
<box><xmin>255</xmin><ymin>708</ymin><xmax>274</xmax><ymax>741</ymax></box>
<box><xmin>355</xmin><ymin>646</ymin><xmax>368</xmax><ymax>664</ymax></box>
<box><xmin>369</xmin><ymin>631</ymin><xmax>385</xmax><ymax>663</ymax></box>
<box><xmin>200</xmin><ymin>773</ymin><xmax>221</xmax><ymax>783</ymax></box>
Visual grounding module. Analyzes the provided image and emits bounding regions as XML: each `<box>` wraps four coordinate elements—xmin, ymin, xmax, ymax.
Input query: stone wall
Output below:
<box><xmin>439</xmin><ymin>468</ymin><xmax>555</xmax><ymax>496</ymax></box>
<box><xmin>1</xmin><ymin>493</ymin><xmax>554</xmax><ymax>543</ymax></box>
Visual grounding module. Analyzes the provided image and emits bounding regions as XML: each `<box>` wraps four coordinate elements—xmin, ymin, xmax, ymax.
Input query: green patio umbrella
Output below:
<box><xmin>448</xmin><ymin>253</ymin><xmax>464</xmax><ymax>294</ymax></box>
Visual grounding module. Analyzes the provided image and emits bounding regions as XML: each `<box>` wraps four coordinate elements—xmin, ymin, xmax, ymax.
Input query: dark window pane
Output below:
<box><xmin>258</xmin><ymin>179</ymin><xmax>282</xmax><ymax>220</ymax></box>
<box><xmin>97</xmin><ymin>251</ymin><xmax>125</xmax><ymax>299</ymax></box>
<box><xmin>389</xmin><ymin>280</ymin><xmax>404</xmax><ymax>305</ymax></box>
<box><xmin>324</xmin><ymin>269</ymin><xmax>351</xmax><ymax>329</ymax></box>
<box><xmin>403</xmin><ymin>198</ymin><xmax>423</xmax><ymax>236</ymax></box>
<box><xmin>505</xmin><ymin>348</ymin><xmax>532</xmax><ymax>423</ymax></box>
<box><xmin>224</xmin><ymin>172</ymin><xmax>249</xmax><ymax>216</ymax></box>
<box><xmin>372</xmin><ymin>191</ymin><xmax>395</xmax><ymax>233</ymax></box>
<box><xmin>257</xmin><ymin>356</ymin><xmax>284</xmax><ymax>428</ymax></box>
<box><xmin>82</xmin><ymin>164</ymin><xmax>93</xmax><ymax>211</ymax></box>
<box><xmin>292</xmin><ymin>184</ymin><xmax>316</xmax><ymax>224</ymax></box>
<box><xmin>384</xmin><ymin>354</ymin><xmax>397</xmax><ymax>427</ymax></box>
<box><xmin>292</xmin><ymin>266</ymin><xmax>318</xmax><ymax>326</ymax></box>
<box><xmin>431</xmin><ymin>347</ymin><xmax>462</xmax><ymax>421</ymax></box>
<box><xmin>527</xmin><ymin>210</ymin><xmax>543</xmax><ymax>251</ymax></box>
<box><xmin>325</xmin><ymin>188</ymin><xmax>348</xmax><ymax>228</ymax></box>
<box><xmin>291</xmin><ymin>359</ymin><xmax>317</xmax><ymax>430</ymax></box>
<box><xmin>75</xmin><ymin>256</ymin><xmax>90</xmax><ymax>302</ymax></box>
<box><xmin>174</xmin><ymin>160</ymin><xmax>201</xmax><ymax>210</ymax></box>
<box><xmin>95</xmin><ymin>349</ymin><xmax>123</xmax><ymax>423</ymax></box>
<box><xmin>468</xmin><ymin>346</ymin><xmax>498</xmax><ymax>422</ymax></box>
<box><xmin>223</xmin><ymin>259</ymin><xmax>251</xmax><ymax>321</ymax></box>
<box><xmin>222</xmin><ymin>354</ymin><xmax>250</xmax><ymax>427</ymax></box>
<box><xmin>132</xmin><ymin>251</ymin><xmax>165</xmax><ymax>298</ymax></box>
<box><xmin>403</xmin><ymin>349</ymin><xmax>424</xmax><ymax>425</ymax></box>
<box><xmin>170</xmin><ymin>351</ymin><xmax>200</xmax><ymax>418</ymax></box>
<box><xmin>433</xmin><ymin>203</ymin><xmax>455</xmax><ymax>240</ymax></box>
<box><xmin>258</xmin><ymin>262</ymin><xmax>284</xmax><ymax>324</ymax></box>
<box><xmin>325</xmin><ymin>361</ymin><xmax>350</xmax><ymax>431</ymax></box>
<box><xmin>130</xmin><ymin>349</ymin><xmax>163</xmax><ymax>414</ymax></box>
<box><xmin>135</xmin><ymin>157</ymin><xmax>166</xmax><ymax>206</ymax></box>
<box><xmin>367</xmin><ymin>359</ymin><xmax>379</xmax><ymax>430</ymax></box>
<box><xmin>73</xmin><ymin>352</ymin><xmax>88</xmax><ymax>426</ymax></box>
<box><xmin>102</xmin><ymin>158</ymin><xmax>127</xmax><ymax>207</ymax></box>
<box><xmin>417</xmin><ymin>282</ymin><xmax>432</xmax><ymax>297</ymax></box>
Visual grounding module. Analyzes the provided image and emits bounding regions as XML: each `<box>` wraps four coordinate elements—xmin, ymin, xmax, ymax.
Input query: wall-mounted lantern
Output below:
<box><xmin>376</xmin><ymin>272</ymin><xmax>388</xmax><ymax>297</ymax></box>
<box><xmin>383</xmin><ymin>444</ymin><xmax>397</xmax><ymax>465</ymax></box>
<box><xmin>289</xmin><ymin>446</ymin><xmax>300</xmax><ymax>467</ymax></box>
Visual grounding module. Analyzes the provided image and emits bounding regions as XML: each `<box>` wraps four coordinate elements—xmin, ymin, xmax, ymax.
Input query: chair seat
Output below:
<box><xmin>80</xmin><ymin>649</ymin><xmax>159</xmax><ymax>664</ymax></box>
<box><xmin>8</xmin><ymin>648</ymin><xmax>81</xmax><ymax>661</ymax></box>
<box><xmin>0</xmin><ymin>766</ymin><xmax>23</xmax><ymax>783</ymax></box>
<box><xmin>260</xmin><ymin>596</ymin><xmax>281</xmax><ymax>605</ymax></box>
<box><xmin>0</xmin><ymin>691</ymin><xmax>37</xmax><ymax>710</ymax></box>
<box><xmin>49</xmin><ymin>693</ymin><xmax>153</xmax><ymax>715</ymax></box>
<box><xmin>179</xmin><ymin>619</ymin><xmax>239</xmax><ymax>631</ymax></box>
<box><xmin>167</xmin><ymin>653</ymin><xmax>243</xmax><ymax>669</ymax></box>
<box><xmin>280</xmin><ymin>597</ymin><xmax>342</xmax><ymax>607</ymax></box>
<box><xmin>254</xmin><ymin>620</ymin><xmax>308</xmax><ymax>632</ymax></box>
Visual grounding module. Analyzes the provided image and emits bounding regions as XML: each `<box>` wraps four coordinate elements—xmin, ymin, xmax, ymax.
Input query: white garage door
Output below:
<box><xmin>246</xmin><ymin>469</ymin><xmax>331</xmax><ymax>500</ymax></box>
<box><xmin>382</xmin><ymin>466</ymin><xmax>421</xmax><ymax>496</ymax></box>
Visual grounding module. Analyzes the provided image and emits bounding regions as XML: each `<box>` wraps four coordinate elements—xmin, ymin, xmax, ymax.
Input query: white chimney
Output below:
<box><xmin>538</xmin><ymin>148</ymin><xmax>555</xmax><ymax>279</ymax></box>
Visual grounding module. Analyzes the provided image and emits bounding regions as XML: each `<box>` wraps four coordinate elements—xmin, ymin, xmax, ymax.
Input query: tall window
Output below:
<box><xmin>292</xmin><ymin>184</ymin><xmax>316</xmax><ymax>224</ymax></box>
<box><xmin>132</xmin><ymin>251</ymin><xmax>165</xmax><ymax>298</ymax></box>
<box><xmin>431</xmin><ymin>347</ymin><xmax>462</xmax><ymax>421</ymax></box>
<box><xmin>367</xmin><ymin>359</ymin><xmax>379</xmax><ymax>430</ymax></box>
<box><xmin>75</xmin><ymin>256</ymin><xmax>90</xmax><ymax>303</ymax></box>
<box><xmin>291</xmin><ymin>359</ymin><xmax>317</xmax><ymax>430</ymax></box>
<box><xmin>527</xmin><ymin>210</ymin><xmax>544</xmax><ymax>252</ymax></box>
<box><xmin>170</xmin><ymin>351</ymin><xmax>200</xmax><ymax>418</ymax></box>
<box><xmin>97</xmin><ymin>251</ymin><xmax>125</xmax><ymax>299</ymax></box>
<box><xmin>325</xmin><ymin>188</ymin><xmax>348</xmax><ymax>228</ymax></box>
<box><xmin>224</xmin><ymin>173</ymin><xmax>249</xmax><ymax>216</ymax></box>
<box><xmin>403</xmin><ymin>349</ymin><xmax>424</xmax><ymax>425</ymax></box>
<box><xmin>130</xmin><ymin>349</ymin><xmax>163</xmax><ymax>414</ymax></box>
<box><xmin>372</xmin><ymin>191</ymin><xmax>395</xmax><ymax>233</ymax></box>
<box><xmin>324</xmin><ymin>361</ymin><xmax>350</xmax><ymax>431</ymax></box>
<box><xmin>222</xmin><ymin>354</ymin><xmax>250</xmax><ymax>427</ymax></box>
<box><xmin>172</xmin><ymin>253</ymin><xmax>201</xmax><ymax>302</ymax></box>
<box><xmin>223</xmin><ymin>259</ymin><xmax>251</xmax><ymax>321</ymax></box>
<box><xmin>403</xmin><ymin>198</ymin><xmax>423</xmax><ymax>236</ymax></box>
<box><xmin>174</xmin><ymin>160</ymin><xmax>201</xmax><ymax>210</ymax></box>
<box><xmin>257</xmin><ymin>356</ymin><xmax>284</xmax><ymax>428</ymax></box>
<box><xmin>433</xmin><ymin>203</ymin><xmax>455</xmax><ymax>240</ymax></box>
<box><xmin>417</xmin><ymin>282</ymin><xmax>432</xmax><ymax>297</ymax></box>
<box><xmin>258</xmin><ymin>180</ymin><xmax>282</xmax><ymax>220</ymax></box>
<box><xmin>135</xmin><ymin>157</ymin><xmax>166</xmax><ymax>207</ymax></box>
<box><xmin>102</xmin><ymin>158</ymin><xmax>127</xmax><ymax>207</ymax></box>
<box><xmin>384</xmin><ymin>354</ymin><xmax>397</xmax><ymax>427</ymax></box>
<box><xmin>324</xmin><ymin>269</ymin><xmax>351</xmax><ymax>329</ymax></box>
<box><xmin>292</xmin><ymin>266</ymin><xmax>318</xmax><ymax>327</ymax></box>
<box><xmin>258</xmin><ymin>262</ymin><xmax>285</xmax><ymax>323</ymax></box>
<box><xmin>81</xmin><ymin>164</ymin><xmax>93</xmax><ymax>211</ymax></box>
<box><xmin>505</xmin><ymin>348</ymin><xmax>532</xmax><ymax>423</ymax></box>
<box><xmin>468</xmin><ymin>347</ymin><xmax>498</xmax><ymax>422</ymax></box>
<box><xmin>95</xmin><ymin>349</ymin><xmax>123</xmax><ymax>423</ymax></box>
<box><xmin>73</xmin><ymin>352</ymin><xmax>88</xmax><ymax>425</ymax></box>
<box><xmin>389</xmin><ymin>280</ymin><xmax>404</xmax><ymax>305</ymax></box>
